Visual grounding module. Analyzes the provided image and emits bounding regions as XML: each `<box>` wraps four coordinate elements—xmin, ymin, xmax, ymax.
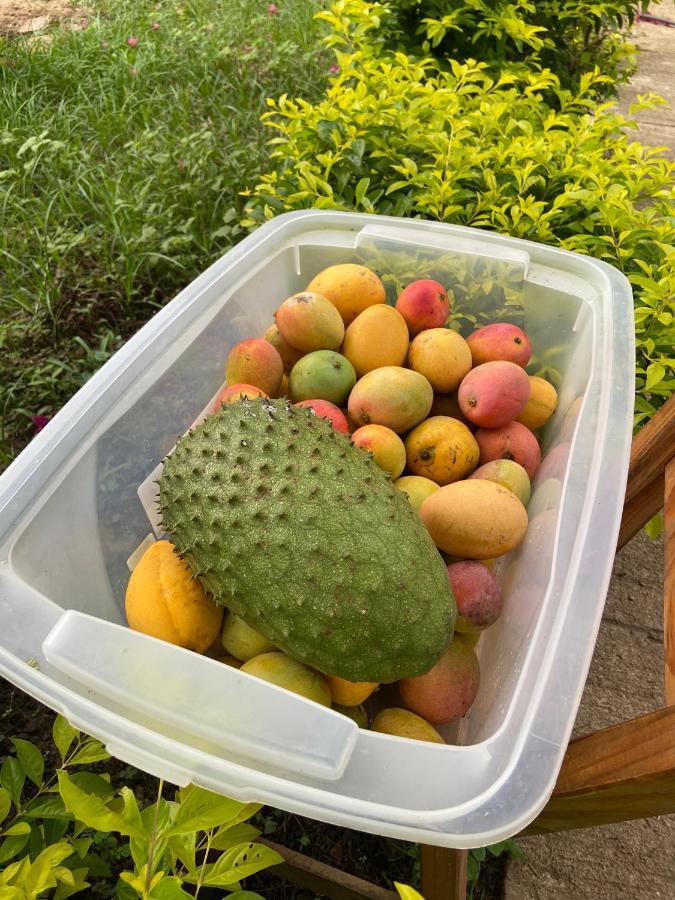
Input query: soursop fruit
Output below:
<box><xmin>159</xmin><ymin>398</ymin><xmax>455</xmax><ymax>682</ymax></box>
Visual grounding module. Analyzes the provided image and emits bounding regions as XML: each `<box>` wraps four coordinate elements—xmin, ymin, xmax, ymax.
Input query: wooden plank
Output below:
<box><xmin>420</xmin><ymin>846</ymin><xmax>467</xmax><ymax>900</ymax></box>
<box><xmin>618</xmin><ymin>397</ymin><xmax>675</xmax><ymax>549</ymax></box>
<box><xmin>665</xmin><ymin>456</ymin><xmax>675</xmax><ymax>705</ymax></box>
<box><xmin>259</xmin><ymin>837</ymin><xmax>398</xmax><ymax>900</ymax></box>
<box><xmin>523</xmin><ymin>705</ymin><xmax>675</xmax><ymax>834</ymax></box>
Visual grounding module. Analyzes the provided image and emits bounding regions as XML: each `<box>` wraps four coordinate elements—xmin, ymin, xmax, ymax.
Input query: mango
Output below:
<box><xmin>306</xmin><ymin>264</ymin><xmax>385</xmax><ymax>325</ymax></box>
<box><xmin>400</xmin><ymin>635</ymin><xmax>480</xmax><ymax>724</ymax></box>
<box><xmin>461</xmin><ymin>631</ymin><xmax>481</xmax><ymax>649</ymax></box>
<box><xmin>275</xmin><ymin>292</ymin><xmax>345</xmax><ymax>353</ymax></box>
<box><xmin>276</xmin><ymin>374</ymin><xmax>290</xmax><ymax>398</ymax></box>
<box><xmin>527</xmin><ymin>477</ymin><xmax>562</xmax><ymax>520</ymax></box>
<box><xmin>326</xmin><ymin>675</ymin><xmax>378</xmax><ymax>706</ymax></box>
<box><xmin>295</xmin><ymin>398</ymin><xmax>350</xmax><ymax>433</ymax></box>
<box><xmin>289</xmin><ymin>351</ymin><xmax>356</xmax><ymax>405</ymax></box>
<box><xmin>468</xmin><ymin>459</ymin><xmax>531</xmax><ymax>507</ymax></box>
<box><xmin>213</xmin><ymin>383</ymin><xmax>268</xmax><ymax>410</ymax></box>
<box><xmin>352</xmin><ymin>424</ymin><xmax>407</xmax><ymax>479</ymax></box>
<box><xmin>225</xmin><ymin>338</ymin><xmax>283</xmax><ymax>397</ymax></box>
<box><xmin>447</xmin><ymin>561</ymin><xmax>503</xmax><ymax>633</ymax></box>
<box><xmin>217</xmin><ymin>654</ymin><xmax>243</xmax><ymax>668</ymax></box>
<box><xmin>458</xmin><ymin>361</ymin><xmax>530</xmax><ymax>429</ymax></box>
<box><xmin>348</xmin><ymin>367</ymin><xmax>433</xmax><ymax>433</ymax></box>
<box><xmin>466</xmin><ymin>323</ymin><xmax>532</xmax><ymax>367</ymax></box>
<box><xmin>334</xmin><ymin>703</ymin><xmax>369</xmax><ymax>728</ymax></box>
<box><xmin>419</xmin><ymin>480</ymin><xmax>528</xmax><ymax>559</ymax></box>
<box><xmin>475</xmin><ymin>421</ymin><xmax>542</xmax><ymax>479</ymax></box>
<box><xmin>394</xmin><ymin>475</ymin><xmax>440</xmax><ymax>511</ymax></box>
<box><xmin>516</xmin><ymin>376</ymin><xmax>558</xmax><ymax>431</ymax></box>
<box><xmin>264</xmin><ymin>324</ymin><xmax>304</xmax><ymax>374</ymax></box>
<box><xmin>221</xmin><ymin>611</ymin><xmax>277</xmax><ymax>661</ymax></box>
<box><xmin>430</xmin><ymin>392</ymin><xmax>473</xmax><ymax>428</ymax></box>
<box><xmin>538</xmin><ymin>441</ymin><xmax>571</xmax><ymax>482</ymax></box>
<box><xmin>371</xmin><ymin>708</ymin><xmax>444</xmax><ymax>744</ymax></box>
<box><xmin>404</xmin><ymin>416</ymin><xmax>479</xmax><ymax>485</ymax></box>
<box><xmin>408</xmin><ymin>328</ymin><xmax>472</xmax><ymax>393</ymax></box>
<box><xmin>125</xmin><ymin>541</ymin><xmax>223</xmax><ymax>653</ymax></box>
<box><xmin>240</xmin><ymin>652</ymin><xmax>331</xmax><ymax>706</ymax></box>
<box><xmin>395</xmin><ymin>279</ymin><xmax>450</xmax><ymax>336</ymax></box>
<box><xmin>341</xmin><ymin>304</ymin><xmax>409</xmax><ymax>376</ymax></box>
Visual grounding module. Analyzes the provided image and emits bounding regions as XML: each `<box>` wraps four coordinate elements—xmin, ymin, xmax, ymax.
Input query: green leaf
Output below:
<box><xmin>53</xmin><ymin>716</ymin><xmax>79</xmax><ymax>764</ymax></box>
<box><xmin>23</xmin><ymin>794</ymin><xmax>68</xmax><ymax>819</ymax></box>
<box><xmin>210</xmin><ymin>822</ymin><xmax>261</xmax><ymax>850</ymax></box>
<box><xmin>165</xmin><ymin>787</ymin><xmax>259</xmax><ymax>837</ymax></box>
<box><xmin>395</xmin><ymin>885</ymin><xmax>425</xmax><ymax>900</ymax></box>
<box><xmin>54</xmin><ymin>867</ymin><xmax>90</xmax><ymax>900</ymax></box>
<box><xmin>168</xmin><ymin>831</ymin><xmax>196</xmax><ymax>872</ymax></box>
<box><xmin>24</xmin><ymin>842</ymin><xmax>74</xmax><ymax>894</ymax></box>
<box><xmin>68</xmin><ymin>771</ymin><xmax>115</xmax><ymax>801</ymax></box>
<box><xmin>116</xmin><ymin>877</ymin><xmax>139</xmax><ymax>900</ymax></box>
<box><xmin>645</xmin><ymin>363</ymin><xmax>666</xmax><ymax>391</ymax></box>
<box><xmin>148</xmin><ymin>876</ymin><xmax>194</xmax><ymax>899</ymax></box>
<box><xmin>68</xmin><ymin>740</ymin><xmax>110</xmax><ymax>766</ymax></box>
<box><xmin>58</xmin><ymin>771</ymin><xmax>145</xmax><ymax>839</ymax></box>
<box><xmin>355</xmin><ymin>177</ymin><xmax>370</xmax><ymax>205</ymax></box>
<box><xmin>185</xmin><ymin>842</ymin><xmax>283</xmax><ymax>886</ymax></box>
<box><xmin>11</xmin><ymin>739</ymin><xmax>44</xmax><ymax>788</ymax></box>
<box><xmin>0</xmin><ymin>822</ymin><xmax>31</xmax><ymax>864</ymax></box>
<box><xmin>0</xmin><ymin>788</ymin><xmax>10</xmax><ymax>825</ymax></box>
<box><xmin>645</xmin><ymin>511</ymin><xmax>664</xmax><ymax>540</ymax></box>
<box><xmin>0</xmin><ymin>758</ymin><xmax>25</xmax><ymax>809</ymax></box>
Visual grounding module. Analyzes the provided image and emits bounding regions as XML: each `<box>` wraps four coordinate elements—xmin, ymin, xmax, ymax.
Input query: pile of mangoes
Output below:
<box><xmin>126</xmin><ymin>262</ymin><xmax>558</xmax><ymax>743</ymax></box>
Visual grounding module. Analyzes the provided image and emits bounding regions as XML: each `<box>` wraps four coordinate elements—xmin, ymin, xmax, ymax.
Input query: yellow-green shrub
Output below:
<box><xmin>243</xmin><ymin>0</ymin><xmax>674</xmax><ymax>427</ymax></box>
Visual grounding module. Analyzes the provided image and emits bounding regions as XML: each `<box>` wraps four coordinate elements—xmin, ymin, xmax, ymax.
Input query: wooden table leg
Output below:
<box><xmin>420</xmin><ymin>845</ymin><xmax>468</xmax><ymax>900</ymax></box>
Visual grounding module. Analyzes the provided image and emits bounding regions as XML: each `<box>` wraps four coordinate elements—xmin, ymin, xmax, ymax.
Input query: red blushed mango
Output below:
<box><xmin>458</xmin><ymin>361</ymin><xmax>530</xmax><ymax>428</ymax></box>
<box><xmin>395</xmin><ymin>279</ymin><xmax>450</xmax><ymax>336</ymax></box>
<box><xmin>476</xmin><ymin>421</ymin><xmax>542</xmax><ymax>479</ymax></box>
<box><xmin>213</xmin><ymin>383</ymin><xmax>268</xmax><ymax>411</ymax></box>
<box><xmin>447</xmin><ymin>560</ymin><xmax>503</xmax><ymax>633</ymax></box>
<box><xmin>467</xmin><ymin>323</ymin><xmax>532</xmax><ymax>367</ymax></box>
<box><xmin>352</xmin><ymin>424</ymin><xmax>407</xmax><ymax>479</ymax></box>
<box><xmin>295</xmin><ymin>399</ymin><xmax>350</xmax><ymax>433</ymax></box>
<box><xmin>399</xmin><ymin>635</ymin><xmax>480</xmax><ymax>725</ymax></box>
<box><xmin>275</xmin><ymin>291</ymin><xmax>345</xmax><ymax>353</ymax></box>
<box><xmin>225</xmin><ymin>338</ymin><xmax>283</xmax><ymax>397</ymax></box>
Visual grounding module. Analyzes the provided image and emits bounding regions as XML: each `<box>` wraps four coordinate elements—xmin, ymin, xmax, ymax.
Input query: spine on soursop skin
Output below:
<box><xmin>159</xmin><ymin>398</ymin><xmax>455</xmax><ymax>683</ymax></box>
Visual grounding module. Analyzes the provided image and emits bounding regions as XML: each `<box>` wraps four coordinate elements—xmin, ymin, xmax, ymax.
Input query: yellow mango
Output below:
<box><xmin>125</xmin><ymin>541</ymin><xmax>223</xmax><ymax>653</ymax></box>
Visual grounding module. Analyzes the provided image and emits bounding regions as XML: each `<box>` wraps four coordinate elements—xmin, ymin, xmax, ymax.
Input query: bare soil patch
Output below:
<box><xmin>0</xmin><ymin>0</ymin><xmax>87</xmax><ymax>35</ymax></box>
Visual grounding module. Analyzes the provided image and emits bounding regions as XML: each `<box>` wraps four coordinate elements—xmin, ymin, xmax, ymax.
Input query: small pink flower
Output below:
<box><xmin>268</xmin><ymin>3</ymin><xmax>279</xmax><ymax>14</ymax></box>
<box><xmin>127</xmin><ymin>36</ymin><xmax>138</xmax><ymax>47</ymax></box>
<box><xmin>151</xmin><ymin>21</ymin><xmax>160</xmax><ymax>29</ymax></box>
<box><xmin>32</xmin><ymin>415</ymin><xmax>50</xmax><ymax>433</ymax></box>
<box><xmin>130</xmin><ymin>66</ymin><xmax>139</xmax><ymax>76</ymax></box>
<box><xmin>100</xmin><ymin>40</ymin><xmax>109</xmax><ymax>48</ymax></box>
<box><xmin>329</xmin><ymin>64</ymin><xmax>340</xmax><ymax>75</ymax></box>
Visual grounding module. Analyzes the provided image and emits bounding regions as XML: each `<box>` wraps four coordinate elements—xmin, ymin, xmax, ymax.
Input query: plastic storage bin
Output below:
<box><xmin>0</xmin><ymin>211</ymin><xmax>634</xmax><ymax>847</ymax></box>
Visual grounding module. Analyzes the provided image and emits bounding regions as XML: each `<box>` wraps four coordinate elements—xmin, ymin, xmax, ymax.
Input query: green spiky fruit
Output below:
<box><xmin>159</xmin><ymin>398</ymin><xmax>455</xmax><ymax>682</ymax></box>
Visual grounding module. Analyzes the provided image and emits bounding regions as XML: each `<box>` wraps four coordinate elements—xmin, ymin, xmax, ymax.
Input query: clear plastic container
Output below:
<box><xmin>0</xmin><ymin>212</ymin><xmax>634</xmax><ymax>847</ymax></box>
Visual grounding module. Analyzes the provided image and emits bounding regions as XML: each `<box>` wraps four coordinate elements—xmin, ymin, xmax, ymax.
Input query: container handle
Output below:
<box><xmin>43</xmin><ymin>611</ymin><xmax>357</xmax><ymax>782</ymax></box>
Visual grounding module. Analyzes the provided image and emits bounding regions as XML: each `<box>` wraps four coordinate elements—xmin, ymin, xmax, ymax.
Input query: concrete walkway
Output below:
<box><xmin>505</xmin><ymin>7</ymin><xmax>675</xmax><ymax>896</ymax></box>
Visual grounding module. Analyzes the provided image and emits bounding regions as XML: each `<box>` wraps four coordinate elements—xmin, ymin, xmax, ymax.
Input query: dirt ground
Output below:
<box><xmin>0</xmin><ymin>0</ymin><xmax>86</xmax><ymax>34</ymax></box>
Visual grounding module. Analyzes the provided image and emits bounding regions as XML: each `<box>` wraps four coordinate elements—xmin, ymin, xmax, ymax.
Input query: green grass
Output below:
<box><xmin>0</xmin><ymin>0</ymin><xmax>326</xmax><ymax>466</ymax></box>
